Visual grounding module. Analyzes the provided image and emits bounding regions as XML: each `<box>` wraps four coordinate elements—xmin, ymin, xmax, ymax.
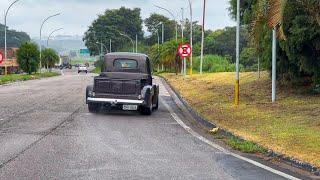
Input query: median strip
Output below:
<box><xmin>0</xmin><ymin>72</ymin><xmax>60</xmax><ymax>85</ymax></box>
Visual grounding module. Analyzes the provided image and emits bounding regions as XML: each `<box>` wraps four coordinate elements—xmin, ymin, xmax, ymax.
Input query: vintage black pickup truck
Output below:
<box><xmin>86</xmin><ymin>52</ymin><xmax>159</xmax><ymax>115</ymax></box>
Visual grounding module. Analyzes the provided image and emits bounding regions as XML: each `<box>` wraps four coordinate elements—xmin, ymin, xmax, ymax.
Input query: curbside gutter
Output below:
<box><xmin>159</xmin><ymin>76</ymin><xmax>320</xmax><ymax>176</ymax></box>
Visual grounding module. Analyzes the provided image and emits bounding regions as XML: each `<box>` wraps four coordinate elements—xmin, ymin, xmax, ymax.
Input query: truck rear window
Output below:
<box><xmin>114</xmin><ymin>59</ymin><xmax>138</xmax><ymax>69</ymax></box>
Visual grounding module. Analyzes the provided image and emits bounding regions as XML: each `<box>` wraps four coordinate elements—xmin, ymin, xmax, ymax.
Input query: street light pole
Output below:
<box><xmin>235</xmin><ymin>0</ymin><xmax>240</xmax><ymax>105</ymax></box>
<box><xmin>96</xmin><ymin>42</ymin><xmax>108</xmax><ymax>54</ymax></box>
<box><xmin>4</xmin><ymin>0</ymin><xmax>20</xmax><ymax>75</ymax></box>
<box><xmin>118</xmin><ymin>32</ymin><xmax>134</xmax><ymax>53</ymax></box>
<box><xmin>40</xmin><ymin>13</ymin><xmax>61</xmax><ymax>73</ymax></box>
<box><xmin>47</xmin><ymin>28</ymin><xmax>63</xmax><ymax>47</ymax></box>
<box><xmin>200</xmin><ymin>0</ymin><xmax>206</xmax><ymax>74</ymax></box>
<box><xmin>154</xmin><ymin>5</ymin><xmax>178</xmax><ymax>41</ymax></box>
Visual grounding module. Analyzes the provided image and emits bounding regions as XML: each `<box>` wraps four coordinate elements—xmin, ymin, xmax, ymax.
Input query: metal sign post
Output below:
<box><xmin>0</xmin><ymin>52</ymin><xmax>3</xmax><ymax>64</ymax></box>
<box><xmin>178</xmin><ymin>44</ymin><xmax>192</xmax><ymax>77</ymax></box>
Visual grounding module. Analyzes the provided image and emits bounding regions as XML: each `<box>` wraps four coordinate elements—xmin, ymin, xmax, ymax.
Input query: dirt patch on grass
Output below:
<box><xmin>162</xmin><ymin>72</ymin><xmax>320</xmax><ymax>167</ymax></box>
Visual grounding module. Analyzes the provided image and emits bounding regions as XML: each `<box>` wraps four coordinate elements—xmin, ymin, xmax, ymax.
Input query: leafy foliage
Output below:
<box><xmin>240</xmin><ymin>47</ymin><xmax>258</xmax><ymax>70</ymax></box>
<box><xmin>0</xmin><ymin>24</ymin><xmax>30</xmax><ymax>48</ymax></box>
<box><xmin>144</xmin><ymin>13</ymin><xmax>176</xmax><ymax>45</ymax></box>
<box><xmin>83</xmin><ymin>7</ymin><xmax>143</xmax><ymax>55</ymax></box>
<box><xmin>16</xmin><ymin>42</ymin><xmax>40</xmax><ymax>74</ymax></box>
<box><xmin>41</xmin><ymin>48</ymin><xmax>60</xmax><ymax>70</ymax></box>
<box><xmin>229</xmin><ymin>0</ymin><xmax>320</xmax><ymax>88</ymax></box>
<box><xmin>204</xmin><ymin>27</ymin><xmax>250</xmax><ymax>63</ymax></box>
<box><xmin>193</xmin><ymin>55</ymin><xmax>237</xmax><ymax>73</ymax></box>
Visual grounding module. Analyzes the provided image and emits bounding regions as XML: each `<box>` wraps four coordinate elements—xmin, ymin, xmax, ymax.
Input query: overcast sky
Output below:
<box><xmin>1</xmin><ymin>0</ymin><xmax>235</xmax><ymax>38</ymax></box>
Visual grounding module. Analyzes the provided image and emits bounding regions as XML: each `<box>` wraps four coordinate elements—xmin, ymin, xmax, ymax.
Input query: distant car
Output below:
<box><xmin>86</xmin><ymin>52</ymin><xmax>159</xmax><ymax>115</ymax></box>
<box><xmin>78</xmin><ymin>65</ymin><xmax>88</xmax><ymax>73</ymax></box>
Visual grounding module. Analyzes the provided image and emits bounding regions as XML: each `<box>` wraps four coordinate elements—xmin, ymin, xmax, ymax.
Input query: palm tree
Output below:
<box><xmin>251</xmin><ymin>0</ymin><xmax>287</xmax><ymax>43</ymax></box>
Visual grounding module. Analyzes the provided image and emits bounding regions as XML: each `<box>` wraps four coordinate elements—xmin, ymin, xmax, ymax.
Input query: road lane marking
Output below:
<box><xmin>160</xmin><ymin>97</ymin><xmax>300</xmax><ymax>180</ymax></box>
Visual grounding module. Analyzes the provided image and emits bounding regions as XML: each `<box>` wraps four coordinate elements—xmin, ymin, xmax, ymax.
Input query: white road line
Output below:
<box><xmin>160</xmin><ymin>97</ymin><xmax>300</xmax><ymax>180</ymax></box>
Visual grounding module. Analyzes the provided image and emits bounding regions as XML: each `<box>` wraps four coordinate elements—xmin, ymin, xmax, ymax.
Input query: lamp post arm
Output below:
<box><xmin>47</xmin><ymin>28</ymin><xmax>63</xmax><ymax>47</ymax></box>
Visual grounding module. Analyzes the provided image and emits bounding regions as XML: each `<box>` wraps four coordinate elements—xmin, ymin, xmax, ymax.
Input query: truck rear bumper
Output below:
<box><xmin>87</xmin><ymin>97</ymin><xmax>144</xmax><ymax>105</ymax></box>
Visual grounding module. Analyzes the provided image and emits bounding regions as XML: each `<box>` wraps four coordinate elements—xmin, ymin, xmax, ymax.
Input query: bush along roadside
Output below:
<box><xmin>0</xmin><ymin>72</ymin><xmax>60</xmax><ymax>85</ymax></box>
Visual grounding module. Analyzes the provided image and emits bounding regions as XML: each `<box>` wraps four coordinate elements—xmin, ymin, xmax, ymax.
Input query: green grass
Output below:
<box><xmin>93</xmin><ymin>67</ymin><xmax>101</xmax><ymax>74</ymax></box>
<box><xmin>0</xmin><ymin>72</ymin><xmax>60</xmax><ymax>85</ymax></box>
<box><xmin>192</xmin><ymin>55</ymin><xmax>240</xmax><ymax>73</ymax></box>
<box><xmin>71</xmin><ymin>57</ymin><xmax>95</xmax><ymax>66</ymax></box>
<box><xmin>226</xmin><ymin>137</ymin><xmax>267</xmax><ymax>154</ymax></box>
<box><xmin>163</xmin><ymin>72</ymin><xmax>320</xmax><ymax>167</ymax></box>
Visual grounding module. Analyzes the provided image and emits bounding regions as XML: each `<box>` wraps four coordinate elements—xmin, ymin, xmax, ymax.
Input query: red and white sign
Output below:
<box><xmin>178</xmin><ymin>44</ymin><xmax>192</xmax><ymax>58</ymax></box>
<box><xmin>0</xmin><ymin>52</ymin><xmax>3</xmax><ymax>64</ymax></box>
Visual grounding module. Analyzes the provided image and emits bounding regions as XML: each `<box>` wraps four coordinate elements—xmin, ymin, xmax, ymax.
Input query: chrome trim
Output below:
<box><xmin>87</xmin><ymin>97</ymin><xmax>144</xmax><ymax>104</ymax></box>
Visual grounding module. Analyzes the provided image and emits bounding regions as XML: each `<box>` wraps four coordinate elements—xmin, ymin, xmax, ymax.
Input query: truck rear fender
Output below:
<box><xmin>141</xmin><ymin>85</ymin><xmax>154</xmax><ymax>106</ymax></box>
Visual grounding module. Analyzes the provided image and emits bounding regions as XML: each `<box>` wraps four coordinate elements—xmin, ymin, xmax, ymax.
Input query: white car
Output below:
<box><xmin>78</xmin><ymin>65</ymin><xmax>88</xmax><ymax>73</ymax></box>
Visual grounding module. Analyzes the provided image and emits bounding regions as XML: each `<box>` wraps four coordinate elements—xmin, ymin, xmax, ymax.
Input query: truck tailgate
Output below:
<box><xmin>95</xmin><ymin>78</ymin><xmax>140</xmax><ymax>95</ymax></box>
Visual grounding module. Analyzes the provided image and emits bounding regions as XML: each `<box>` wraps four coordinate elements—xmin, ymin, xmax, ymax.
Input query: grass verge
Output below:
<box><xmin>92</xmin><ymin>67</ymin><xmax>101</xmax><ymax>74</ymax></box>
<box><xmin>162</xmin><ymin>72</ymin><xmax>320</xmax><ymax>167</ymax></box>
<box><xmin>225</xmin><ymin>137</ymin><xmax>267</xmax><ymax>154</ymax></box>
<box><xmin>0</xmin><ymin>72</ymin><xmax>60</xmax><ymax>85</ymax></box>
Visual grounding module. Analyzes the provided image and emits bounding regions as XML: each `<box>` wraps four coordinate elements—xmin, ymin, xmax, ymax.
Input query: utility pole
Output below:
<box><xmin>235</xmin><ymin>0</ymin><xmax>240</xmax><ymax>105</ymax></box>
<box><xmin>4</xmin><ymin>0</ymin><xmax>20</xmax><ymax>75</ymax></box>
<box><xmin>188</xmin><ymin>0</ymin><xmax>193</xmax><ymax>76</ymax></box>
<box><xmin>157</xmin><ymin>29</ymin><xmax>160</xmax><ymax>53</ymax></box>
<box><xmin>100</xmin><ymin>39</ymin><xmax>103</xmax><ymax>60</ymax></box>
<box><xmin>200</xmin><ymin>0</ymin><xmax>206</xmax><ymax>74</ymax></box>
<box><xmin>109</xmin><ymin>39</ymin><xmax>112</xmax><ymax>53</ymax></box>
<box><xmin>258</xmin><ymin>56</ymin><xmax>260</xmax><ymax>78</ymax></box>
<box><xmin>181</xmin><ymin>8</ymin><xmax>186</xmax><ymax>77</ymax></box>
<box><xmin>161</xmin><ymin>23</ymin><xmax>164</xmax><ymax>71</ymax></box>
<box><xmin>272</xmin><ymin>28</ymin><xmax>277</xmax><ymax>102</ymax></box>
<box><xmin>135</xmin><ymin>34</ymin><xmax>138</xmax><ymax>53</ymax></box>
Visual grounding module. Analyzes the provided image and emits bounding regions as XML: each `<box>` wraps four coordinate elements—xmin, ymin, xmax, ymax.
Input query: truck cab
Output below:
<box><xmin>86</xmin><ymin>52</ymin><xmax>159</xmax><ymax>115</ymax></box>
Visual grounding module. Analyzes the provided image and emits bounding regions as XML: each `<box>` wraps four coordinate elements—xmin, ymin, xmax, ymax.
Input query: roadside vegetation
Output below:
<box><xmin>0</xmin><ymin>72</ymin><xmax>59</xmax><ymax>85</ymax></box>
<box><xmin>226</xmin><ymin>137</ymin><xmax>267</xmax><ymax>154</ymax></box>
<box><xmin>162</xmin><ymin>72</ymin><xmax>320</xmax><ymax>167</ymax></box>
<box><xmin>93</xmin><ymin>67</ymin><xmax>101</xmax><ymax>74</ymax></box>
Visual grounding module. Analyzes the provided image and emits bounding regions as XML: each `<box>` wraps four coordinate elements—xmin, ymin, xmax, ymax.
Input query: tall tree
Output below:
<box><xmin>16</xmin><ymin>42</ymin><xmax>40</xmax><ymax>74</ymax></box>
<box><xmin>83</xmin><ymin>7</ymin><xmax>144</xmax><ymax>55</ymax></box>
<box><xmin>204</xmin><ymin>27</ymin><xmax>250</xmax><ymax>63</ymax></box>
<box><xmin>144</xmin><ymin>13</ymin><xmax>176</xmax><ymax>45</ymax></box>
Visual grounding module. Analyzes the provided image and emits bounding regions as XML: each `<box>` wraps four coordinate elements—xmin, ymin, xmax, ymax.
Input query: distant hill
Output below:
<box><xmin>32</xmin><ymin>35</ymin><xmax>86</xmax><ymax>54</ymax></box>
<box><xmin>0</xmin><ymin>24</ymin><xmax>31</xmax><ymax>48</ymax></box>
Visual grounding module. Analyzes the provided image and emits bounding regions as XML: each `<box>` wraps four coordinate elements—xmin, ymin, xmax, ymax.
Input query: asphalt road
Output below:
<box><xmin>0</xmin><ymin>70</ymin><xmax>305</xmax><ymax>180</ymax></box>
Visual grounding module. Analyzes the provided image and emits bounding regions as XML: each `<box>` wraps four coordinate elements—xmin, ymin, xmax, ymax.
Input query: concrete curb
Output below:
<box><xmin>160</xmin><ymin>76</ymin><xmax>320</xmax><ymax>176</ymax></box>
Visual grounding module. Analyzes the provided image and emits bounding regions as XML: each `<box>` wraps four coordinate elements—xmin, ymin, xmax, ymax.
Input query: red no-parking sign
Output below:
<box><xmin>0</xmin><ymin>52</ymin><xmax>3</xmax><ymax>64</ymax></box>
<box><xmin>178</xmin><ymin>44</ymin><xmax>192</xmax><ymax>58</ymax></box>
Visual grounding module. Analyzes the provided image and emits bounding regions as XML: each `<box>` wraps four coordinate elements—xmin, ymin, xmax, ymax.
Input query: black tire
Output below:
<box><xmin>139</xmin><ymin>104</ymin><xmax>152</xmax><ymax>115</ymax></box>
<box><xmin>88</xmin><ymin>103</ymin><xmax>100</xmax><ymax>113</ymax></box>
<box><xmin>153</xmin><ymin>96</ymin><xmax>159</xmax><ymax>110</ymax></box>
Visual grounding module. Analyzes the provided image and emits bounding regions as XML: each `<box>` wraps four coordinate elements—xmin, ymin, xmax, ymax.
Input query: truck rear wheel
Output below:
<box><xmin>88</xmin><ymin>103</ymin><xmax>100</xmax><ymax>113</ymax></box>
<box><xmin>153</xmin><ymin>97</ymin><xmax>159</xmax><ymax>110</ymax></box>
<box><xmin>139</xmin><ymin>105</ymin><xmax>152</xmax><ymax>115</ymax></box>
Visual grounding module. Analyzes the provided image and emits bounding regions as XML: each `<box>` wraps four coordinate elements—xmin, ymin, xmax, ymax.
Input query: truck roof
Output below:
<box><xmin>105</xmin><ymin>52</ymin><xmax>148</xmax><ymax>58</ymax></box>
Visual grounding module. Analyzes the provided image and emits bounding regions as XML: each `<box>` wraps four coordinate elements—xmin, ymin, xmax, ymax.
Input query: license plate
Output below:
<box><xmin>123</xmin><ymin>105</ymin><xmax>138</xmax><ymax>111</ymax></box>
